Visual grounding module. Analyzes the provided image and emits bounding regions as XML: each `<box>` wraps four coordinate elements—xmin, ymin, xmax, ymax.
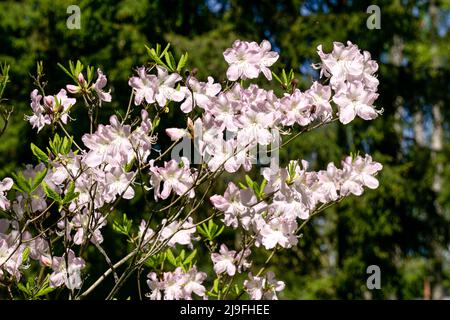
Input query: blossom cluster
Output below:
<box><xmin>0</xmin><ymin>39</ymin><xmax>383</xmax><ymax>299</ymax></box>
<box><xmin>0</xmin><ymin>219</ymin><xmax>85</xmax><ymax>289</ymax></box>
<box><xmin>316</xmin><ymin>41</ymin><xmax>380</xmax><ymax>124</ymax></box>
<box><xmin>26</xmin><ymin>89</ymin><xmax>75</xmax><ymax>132</ymax></box>
<box><xmin>210</xmin><ymin>155</ymin><xmax>382</xmax><ymax>250</ymax></box>
<box><xmin>244</xmin><ymin>271</ymin><xmax>285</xmax><ymax>300</ymax></box>
<box><xmin>223</xmin><ymin>39</ymin><xmax>279</xmax><ymax>81</ymax></box>
<box><xmin>147</xmin><ymin>266</ymin><xmax>207</xmax><ymax>300</ymax></box>
<box><xmin>211</xmin><ymin>244</ymin><xmax>251</xmax><ymax>276</ymax></box>
<box><xmin>26</xmin><ymin>69</ymin><xmax>111</xmax><ymax>132</ymax></box>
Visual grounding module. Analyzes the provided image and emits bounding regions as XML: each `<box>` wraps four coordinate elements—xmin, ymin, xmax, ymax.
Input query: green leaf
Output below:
<box><xmin>160</xmin><ymin>43</ymin><xmax>171</xmax><ymax>59</ymax></box>
<box><xmin>155</xmin><ymin>43</ymin><xmax>161</xmax><ymax>56</ymax></box>
<box><xmin>61</xmin><ymin>136</ymin><xmax>73</xmax><ymax>155</ymax></box>
<box><xmin>238</xmin><ymin>182</ymin><xmax>247</xmax><ymax>189</ymax></box>
<box><xmin>31</xmin><ymin>168</ymin><xmax>47</xmax><ymax>192</ymax></box>
<box><xmin>63</xmin><ymin>181</ymin><xmax>79</xmax><ymax>204</ymax></box>
<box><xmin>17</xmin><ymin>282</ymin><xmax>30</xmax><ymax>295</ymax></box>
<box><xmin>11</xmin><ymin>171</ymin><xmax>31</xmax><ymax>193</ymax></box>
<box><xmin>213</xmin><ymin>278</ymin><xmax>220</xmax><ymax>293</ymax></box>
<box><xmin>166</xmin><ymin>249</ymin><xmax>177</xmax><ymax>267</ymax></box>
<box><xmin>43</xmin><ymin>182</ymin><xmax>62</xmax><ymax>203</ymax></box>
<box><xmin>35</xmin><ymin>275</ymin><xmax>56</xmax><ymax>298</ymax></box>
<box><xmin>164</xmin><ymin>52</ymin><xmax>174</xmax><ymax>70</ymax></box>
<box><xmin>259</xmin><ymin>179</ymin><xmax>267</xmax><ymax>194</ymax></box>
<box><xmin>87</xmin><ymin>65</ymin><xmax>94</xmax><ymax>84</ymax></box>
<box><xmin>177</xmin><ymin>52</ymin><xmax>188</xmax><ymax>72</ymax></box>
<box><xmin>179</xmin><ymin>249</ymin><xmax>185</xmax><ymax>261</ymax></box>
<box><xmin>234</xmin><ymin>284</ymin><xmax>240</xmax><ymax>295</ymax></box>
<box><xmin>196</xmin><ymin>224</ymin><xmax>209</xmax><ymax>238</ymax></box>
<box><xmin>22</xmin><ymin>247</ymin><xmax>30</xmax><ymax>263</ymax></box>
<box><xmin>31</xmin><ymin>167</ymin><xmax>48</xmax><ymax>192</ymax></box>
<box><xmin>112</xmin><ymin>213</ymin><xmax>132</xmax><ymax>236</ymax></box>
<box><xmin>35</xmin><ymin>286</ymin><xmax>55</xmax><ymax>298</ymax></box>
<box><xmin>272</xmin><ymin>71</ymin><xmax>282</xmax><ymax>84</ymax></box>
<box><xmin>31</xmin><ymin>143</ymin><xmax>49</xmax><ymax>164</ymax></box>
<box><xmin>215</xmin><ymin>225</ymin><xmax>225</xmax><ymax>238</ymax></box>
<box><xmin>245</xmin><ymin>175</ymin><xmax>254</xmax><ymax>188</ymax></box>
<box><xmin>183</xmin><ymin>249</ymin><xmax>197</xmax><ymax>265</ymax></box>
<box><xmin>281</xmin><ymin>69</ymin><xmax>287</xmax><ymax>83</ymax></box>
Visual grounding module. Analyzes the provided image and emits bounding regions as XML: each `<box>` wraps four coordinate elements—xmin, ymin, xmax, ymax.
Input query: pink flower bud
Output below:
<box><xmin>40</xmin><ymin>255</ymin><xmax>52</xmax><ymax>267</ymax></box>
<box><xmin>44</xmin><ymin>96</ymin><xmax>54</xmax><ymax>108</ymax></box>
<box><xmin>66</xmin><ymin>84</ymin><xmax>80</xmax><ymax>94</ymax></box>
<box><xmin>78</xmin><ymin>73</ymin><xmax>86</xmax><ymax>85</ymax></box>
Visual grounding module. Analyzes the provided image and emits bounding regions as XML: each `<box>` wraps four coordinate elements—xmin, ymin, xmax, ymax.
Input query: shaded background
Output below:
<box><xmin>0</xmin><ymin>0</ymin><xmax>449</xmax><ymax>299</ymax></box>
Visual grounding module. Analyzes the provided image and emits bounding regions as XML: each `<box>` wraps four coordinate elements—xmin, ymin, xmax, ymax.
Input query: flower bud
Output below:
<box><xmin>78</xmin><ymin>73</ymin><xmax>86</xmax><ymax>85</ymax></box>
<box><xmin>43</xmin><ymin>96</ymin><xmax>54</xmax><ymax>111</ymax></box>
<box><xmin>66</xmin><ymin>84</ymin><xmax>80</xmax><ymax>94</ymax></box>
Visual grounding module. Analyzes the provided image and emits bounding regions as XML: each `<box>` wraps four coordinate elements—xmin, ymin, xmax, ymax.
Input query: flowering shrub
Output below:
<box><xmin>0</xmin><ymin>40</ymin><xmax>382</xmax><ymax>300</ymax></box>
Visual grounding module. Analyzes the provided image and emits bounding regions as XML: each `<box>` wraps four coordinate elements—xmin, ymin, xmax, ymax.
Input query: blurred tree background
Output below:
<box><xmin>0</xmin><ymin>0</ymin><xmax>449</xmax><ymax>299</ymax></box>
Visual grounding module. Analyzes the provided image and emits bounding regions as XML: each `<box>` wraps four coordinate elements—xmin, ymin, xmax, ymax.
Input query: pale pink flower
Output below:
<box><xmin>49</xmin><ymin>250</ymin><xmax>85</xmax><ymax>290</ymax></box>
<box><xmin>0</xmin><ymin>238</ymin><xmax>24</xmax><ymax>280</ymax></box>
<box><xmin>0</xmin><ymin>177</ymin><xmax>13</xmax><ymax>211</ymax></box>
<box><xmin>244</xmin><ymin>272</ymin><xmax>285</xmax><ymax>300</ymax></box>
<box><xmin>26</xmin><ymin>89</ymin><xmax>51</xmax><ymax>132</ymax></box>
<box><xmin>149</xmin><ymin>158</ymin><xmax>197</xmax><ymax>200</ymax></box>
<box><xmin>146</xmin><ymin>266</ymin><xmax>206</xmax><ymax>300</ymax></box>
<box><xmin>257</xmin><ymin>216</ymin><xmax>298</xmax><ymax>250</ymax></box>
<box><xmin>223</xmin><ymin>40</ymin><xmax>261</xmax><ymax>81</ymax></box>
<box><xmin>138</xmin><ymin>219</ymin><xmax>155</xmax><ymax>247</ymax></box>
<box><xmin>82</xmin><ymin>115</ymin><xmax>133</xmax><ymax>167</ymax></box>
<box><xmin>129</xmin><ymin>67</ymin><xmax>157</xmax><ymax>105</ymax></box>
<box><xmin>93</xmin><ymin>69</ymin><xmax>112</xmax><ymax>102</ymax></box>
<box><xmin>154</xmin><ymin>66</ymin><xmax>185</xmax><ymax>107</ymax></box>
<box><xmin>211</xmin><ymin>244</ymin><xmax>237</xmax><ymax>276</ymax></box>
<box><xmin>68</xmin><ymin>209</ymin><xmax>107</xmax><ymax>245</ymax></box>
<box><xmin>180</xmin><ymin>76</ymin><xmax>221</xmax><ymax>113</ymax></box>
<box><xmin>27</xmin><ymin>236</ymin><xmax>51</xmax><ymax>266</ymax></box>
<box><xmin>161</xmin><ymin>217</ymin><xmax>196</xmax><ymax>248</ymax></box>
<box><xmin>223</xmin><ymin>40</ymin><xmax>278</xmax><ymax>81</ymax></box>
<box><xmin>316</xmin><ymin>41</ymin><xmax>364</xmax><ymax>87</ymax></box>
<box><xmin>333</xmin><ymin>81</ymin><xmax>380</xmax><ymax>124</ymax></box>
<box><xmin>183</xmin><ymin>266</ymin><xmax>207</xmax><ymax>298</ymax></box>
<box><xmin>104</xmin><ymin>167</ymin><xmax>135</xmax><ymax>201</ymax></box>
<box><xmin>210</xmin><ymin>182</ymin><xmax>251</xmax><ymax>229</ymax></box>
<box><xmin>258</xmin><ymin>40</ymin><xmax>279</xmax><ymax>80</ymax></box>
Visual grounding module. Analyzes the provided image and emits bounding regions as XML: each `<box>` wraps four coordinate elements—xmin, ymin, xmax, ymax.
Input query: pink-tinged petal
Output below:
<box><xmin>260</xmin><ymin>39</ymin><xmax>271</xmax><ymax>51</ymax></box>
<box><xmin>209</xmin><ymin>195</ymin><xmax>228</xmax><ymax>211</ymax></box>
<box><xmin>223</xmin><ymin>48</ymin><xmax>237</xmax><ymax>64</ymax></box>
<box><xmin>261</xmin><ymin>66</ymin><xmax>272</xmax><ymax>80</ymax></box>
<box><xmin>338</xmin><ymin>105</ymin><xmax>356</xmax><ymax>124</ymax></box>
<box><xmin>243</xmin><ymin>63</ymin><xmax>259</xmax><ymax>79</ymax></box>
<box><xmin>82</xmin><ymin>152</ymin><xmax>103</xmax><ymax>167</ymax></box>
<box><xmin>160</xmin><ymin>182</ymin><xmax>173</xmax><ymax>200</ymax></box>
<box><xmin>226</xmin><ymin>64</ymin><xmax>241</xmax><ymax>81</ymax></box>
<box><xmin>166</xmin><ymin>128</ymin><xmax>189</xmax><ymax>141</ymax></box>
<box><xmin>356</xmin><ymin>104</ymin><xmax>378</xmax><ymax>120</ymax></box>
<box><xmin>123</xmin><ymin>186</ymin><xmax>135</xmax><ymax>199</ymax></box>
<box><xmin>363</xmin><ymin>174</ymin><xmax>379</xmax><ymax>189</ymax></box>
<box><xmin>1</xmin><ymin>177</ymin><xmax>13</xmax><ymax>191</ymax></box>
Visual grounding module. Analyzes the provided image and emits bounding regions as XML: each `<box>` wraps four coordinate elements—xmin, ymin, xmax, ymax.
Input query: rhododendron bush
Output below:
<box><xmin>0</xmin><ymin>40</ymin><xmax>382</xmax><ymax>300</ymax></box>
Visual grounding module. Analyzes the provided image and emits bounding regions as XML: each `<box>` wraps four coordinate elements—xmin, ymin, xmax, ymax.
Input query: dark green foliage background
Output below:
<box><xmin>0</xmin><ymin>0</ymin><xmax>449</xmax><ymax>299</ymax></box>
